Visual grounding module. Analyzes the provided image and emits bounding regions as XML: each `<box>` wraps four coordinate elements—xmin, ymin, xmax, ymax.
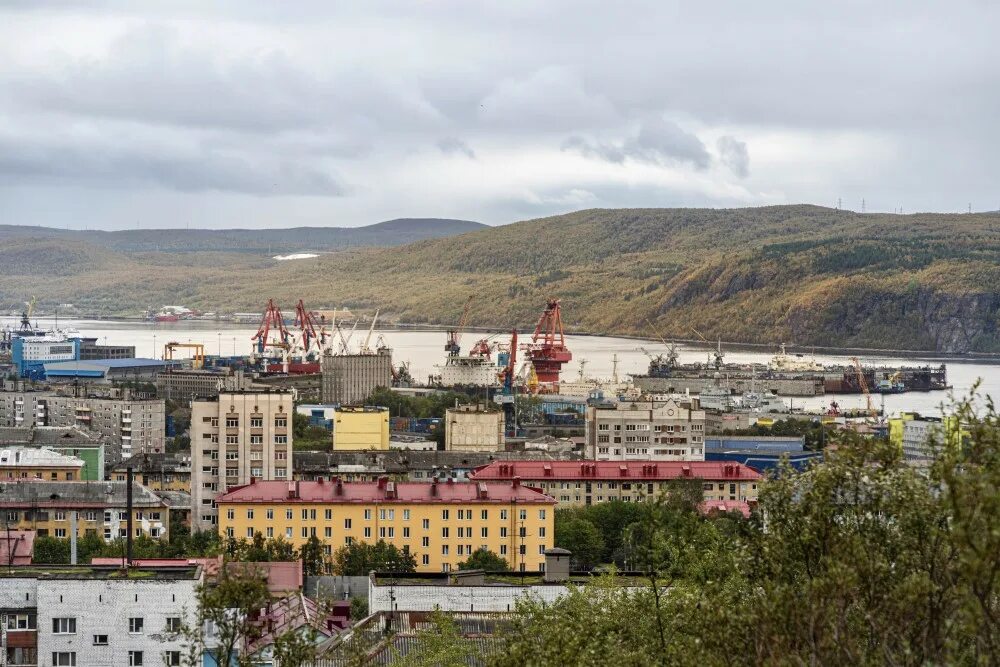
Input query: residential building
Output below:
<box><xmin>445</xmin><ymin>404</ymin><xmax>504</xmax><ymax>452</ymax></box>
<box><xmin>0</xmin><ymin>564</ymin><xmax>201</xmax><ymax>667</ymax></box>
<box><xmin>0</xmin><ymin>388</ymin><xmax>165</xmax><ymax>463</ymax></box>
<box><xmin>333</xmin><ymin>406</ymin><xmax>389</xmax><ymax>451</ymax></box>
<box><xmin>216</xmin><ymin>478</ymin><xmax>556</xmax><ymax>572</ymax></box>
<box><xmin>0</xmin><ymin>427</ymin><xmax>107</xmax><ymax>481</ymax></box>
<box><xmin>469</xmin><ymin>460</ymin><xmax>762</xmax><ymax>507</ymax></box>
<box><xmin>585</xmin><ymin>397</ymin><xmax>706</xmax><ymax>461</ymax></box>
<box><xmin>320</xmin><ymin>350</ymin><xmax>393</xmax><ymax>405</ymax></box>
<box><xmin>111</xmin><ymin>453</ymin><xmax>192</xmax><ymax>493</ymax></box>
<box><xmin>901</xmin><ymin>416</ymin><xmax>968</xmax><ymax>461</ymax></box>
<box><xmin>190</xmin><ymin>390</ymin><xmax>294</xmax><ymax>531</ymax></box>
<box><xmin>0</xmin><ymin>480</ymin><xmax>170</xmax><ymax>540</ymax></box>
<box><xmin>0</xmin><ymin>447</ymin><xmax>84</xmax><ymax>481</ymax></box>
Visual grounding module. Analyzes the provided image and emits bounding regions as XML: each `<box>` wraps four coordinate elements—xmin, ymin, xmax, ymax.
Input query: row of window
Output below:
<box><xmin>52</xmin><ymin>650</ymin><xmax>177</xmax><ymax>666</ymax></box>
<box><xmin>226</xmin><ymin>507</ymin><xmax>544</xmax><ymax>522</ymax></box>
<box><xmin>205</xmin><ymin>415</ymin><xmax>286</xmax><ymax>428</ymax></box>
<box><xmin>52</xmin><ymin>616</ymin><xmax>181</xmax><ymax>634</ymax></box>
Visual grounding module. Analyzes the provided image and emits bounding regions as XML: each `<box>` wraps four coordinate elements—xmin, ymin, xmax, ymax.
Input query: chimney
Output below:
<box><xmin>287</xmin><ymin>481</ymin><xmax>297</xmax><ymax>499</ymax></box>
<box><xmin>512</xmin><ymin>476</ymin><xmax>521</xmax><ymax>488</ymax></box>
<box><xmin>335</xmin><ymin>477</ymin><xmax>344</xmax><ymax>496</ymax></box>
<box><xmin>430</xmin><ymin>478</ymin><xmax>438</xmax><ymax>496</ymax></box>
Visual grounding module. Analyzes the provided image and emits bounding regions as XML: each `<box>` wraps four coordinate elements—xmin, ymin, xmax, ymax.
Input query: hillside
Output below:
<box><xmin>2</xmin><ymin>205</ymin><xmax>998</xmax><ymax>352</ymax></box>
<box><xmin>0</xmin><ymin>218</ymin><xmax>485</xmax><ymax>254</ymax></box>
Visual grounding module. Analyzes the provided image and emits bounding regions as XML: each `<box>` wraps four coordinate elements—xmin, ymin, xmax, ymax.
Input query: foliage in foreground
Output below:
<box><xmin>496</xmin><ymin>393</ymin><xmax>1000</xmax><ymax>666</ymax></box>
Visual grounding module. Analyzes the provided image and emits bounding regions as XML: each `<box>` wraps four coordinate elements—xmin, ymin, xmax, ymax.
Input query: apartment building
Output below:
<box><xmin>0</xmin><ymin>447</ymin><xmax>84</xmax><ymax>481</ymax></box>
<box><xmin>0</xmin><ymin>480</ymin><xmax>169</xmax><ymax>540</ymax></box>
<box><xmin>0</xmin><ymin>564</ymin><xmax>200</xmax><ymax>667</ymax></box>
<box><xmin>332</xmin><ymin>406</ymin><xmax>389</xmax><ymax>450</ymax></box>
<box><xmin>444</xmin><ymin>404</ymin><xmax>504</xmax><ymax>452</ymax></box>
<box><xmin>585</xmin><ymin>397</ymin><xmax>706</xmax><ymax>461</ymax></box>
<box><xmin>190</xmin><ymin>390</ymin><xmax>294</xmax><ymax>532</ymax></box>
<box><xmin>216</xmin><ymin>478</ymin><xmax>555</xmax><ymax>572</ymax></box>
<box><xmin>0</xmin><ymin>388</ymin><xmax>164</xmax><ymax>463</ymax></box>
<box><xmin>0</xmin><ymin>427</ymin><xmax>106</xmax><ymax>481</ymax></box>
<box><xmin>470</xmin><ymin>460</ymin><xmax>762</xmax><ymax>507</ymax></box>
<box><xmin>111</xmin><ymin>453</ymin><xmax>192</xmax><ymax>493</ymax></box>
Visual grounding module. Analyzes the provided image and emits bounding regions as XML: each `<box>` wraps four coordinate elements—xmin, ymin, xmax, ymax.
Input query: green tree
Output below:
<box><xmin>553</xmin><ymin>516</ymin><xmax>604</xmax><ymax>569</ymax></box>
<box><xmin>332</xmin><ymin>540</ymin><xmax>416</xmax><ymax>576</ymax></box>
<box><xmin>456</xmin><ymin>548</ymin><xmax>510</xmax><ymax>572</ymax></box>
<box><xmin>349</xmin><ymin>596</ymin><xmax>369</xmax><ymax>621</ymax></box>
<box><xmin>299</xmin><ymin>535</ymin><xmax>328</xmax><ymax>576</ymax></box>
<box><xmin>272</xmin><ymin>627</ymin><xmax>319</xmax><ymax>667</ymax></box>
<box><xmin>395</xmin><ymin>610</ymin><xmax>484</xmax><ymax>667</ymax></box>
<box><xmin>32</xmin><ymin>535</ymin><xmax>70</xmax><ymax>564</ymax></box>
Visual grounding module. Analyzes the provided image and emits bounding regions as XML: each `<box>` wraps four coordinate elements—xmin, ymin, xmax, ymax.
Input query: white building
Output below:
<box><xmin>445</xmin><ymin>404</ymin><xmax>504</xmax><ymax>452</ymax></box>
<box><xmin>0</xmin><ymin>564</ymin><xmax>201</xmax><ymax>667</ymax></box>
<box><xmin>585</xmin><ymin>397</ymin><xmax>706</xmax><ymax>461</ymax></box>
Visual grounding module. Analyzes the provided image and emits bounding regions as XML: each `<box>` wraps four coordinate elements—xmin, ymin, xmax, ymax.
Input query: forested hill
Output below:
<box><xmin>3</xmin><ymin>205</ymin><xmax>998</xmax><ymax>353</ymax></box>
<box><xmin>0</xmin><ymin>218</ymin><xmax>484</xmax><ymax>253</ymax></box>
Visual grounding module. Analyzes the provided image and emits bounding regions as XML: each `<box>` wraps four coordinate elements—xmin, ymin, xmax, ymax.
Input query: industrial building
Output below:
<box><xmin>320</xmin><ymin>349</ymin><xmax>393</xmax><ymax>405</ymax></box>
<box><xmin>470</xmin><ymin>460</ymin><xmax>762</xmax><ymax>507</ymax></box>
<box><xmin>0</xmin><ymin>480</ymin><xmax>170</xmax><ymax>540</ymax></box>
<box><xmin>10</xmin><ymin>334</ymin><xmax>78</xmax><ymax>379</ymax></box>
<box><xmin>332</xmin><ymin>406</ymin><xmax>389</xmax><ymax>450</ymax></box>
<box><xmin>0</xmin><ymin>388</ymin><xmax>165</xmax><ymax>463</ymax></box>
<box><xmin>78</xmin><ymin>338</ymin><xmax>136</xmax><ymax>360</ymax></box>
<box><xmin>0</xmin><ymin>446</ymin><xmax>84</xmax><ymax>481</ymax></box>
<box><xmin>0</xmin><ymin>564</ymin><xmax>200</xmax><ymax>667</ymax></box>
<box><xmin>190</xmin><ymin>389</ymin><xmax>294</xmax><ymax>531</ymax></box>
<box><xmin>216</xmin><ymin>478</ymin><xmax>556</xmax><ymax>572</ymax></box>
<box><xmin>42</xmin><ymin>357</ymin><xmax>177</xmax><ymax>382</ymax></box>
<box><xmin>0</xmin><ymin>426</ymin><xmax>106</xmax><ymax>481</ymax></box>
<box><xmin>445</xmin><ymin>404</ymin><xmax>504</xmax><ymax>452</ymax></box>
<box><xmin>584</xmin><ymin>397</ymin><xmax>706</xmax><ymax>461</ymax></box>
<box><xmin>155</xmin><ymin>367</ymin><xmax>262</xmax><ymax>400</ymax></box>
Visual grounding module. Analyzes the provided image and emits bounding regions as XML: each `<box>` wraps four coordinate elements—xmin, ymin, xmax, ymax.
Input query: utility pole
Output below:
<box><xmin>861</xmin><ymin>198</ymin><xmax>866</xmax><ymax>214</ymax></box>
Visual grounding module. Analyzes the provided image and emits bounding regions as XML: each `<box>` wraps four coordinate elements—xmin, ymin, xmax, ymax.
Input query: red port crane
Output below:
<box><xmin>251</xmin><ymin>298</ymin><xmax>290</xmax><ymax>355</ymax></box>
<box><xmin>444</xmin><ymin>296</ymin><xmax>473</xmax><ymax>357</ymax></box>
<box><xmin>526</xmin><ymin>298</ymin><xmax>572</xmax><ymax>384</ymax></box>
<box><xmin>293</xmin><ymin>299</ymin><xmax>327</xmax><ymax>354</ymax></box>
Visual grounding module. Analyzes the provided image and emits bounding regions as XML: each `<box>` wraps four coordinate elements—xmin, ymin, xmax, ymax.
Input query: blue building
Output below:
<box><xmin>705</xmin><ymin>435</ymin><xmax>820</xmax><ymax>473</ymax></box>
<box><xmin>42</xmin><ymin>358</ymin><xmax>177</xmax><ymax>382</ymax></box>
<box><xmin>11</xmin><ymin>335</ymin><xmax>80</xmax><ymax>379</ymax></box>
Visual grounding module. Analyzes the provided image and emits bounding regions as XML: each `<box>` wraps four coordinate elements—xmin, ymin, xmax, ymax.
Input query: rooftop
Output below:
<box><xmin>0</xmin><ymin>446</ymin><xmax>85</xmax><ymax>469</ymax></box>
<box><xmin>0</xmin><ymin>480</ymin><xmax>168</xmax><ymax>508</ymax></box>
<box><xmin>292</xmin><ymin>449</ymin><xmax>580</xmax><ymax>475</ymax></box>
<box><xmin>0</xmin><ymin>564</ymin><xmax>200</xmax><ymax>580</ymax></box>
<box><xmin>0</xmin><ymin>426</ymin><xmax>104</xmax><ymax>446</ymax></box>
<box><xmin>470</xmin><ymin>460</ymin><xmax>763</xmax><ymax>482</ymax></box>
<box><xmin>0</xmin><ymin>530</ymin><xmax>35</xmax><ymax>565</ymax></box>
<box><xmin>216</xmin><ymin>479</ymin><xmax>556</xmax><ymax>505</ymax></box>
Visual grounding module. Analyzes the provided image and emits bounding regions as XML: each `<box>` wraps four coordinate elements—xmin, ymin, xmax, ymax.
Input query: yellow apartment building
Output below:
<box><xmin>0</xmin><ymin>480</ymin><xmax>170</xmax><ymax>540</ymax></box>
<box><xmin>333</xmin><ymin>406</ymin><xmax>389</xmax><ymax>451</ymax></box>
<box><xmin>0</xmin><ymin>446</ymin><xmax>85</xmax><ymax>481</ymax></box>
<box><xmin>217</xmin><ymin>478</ymin><xmax>555</xmax><ymax>572</ymax></box>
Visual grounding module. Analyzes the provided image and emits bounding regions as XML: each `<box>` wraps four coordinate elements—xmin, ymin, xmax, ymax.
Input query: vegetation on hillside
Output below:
<box><xmin>4</xmin><ymin>206</ymin><xmax>998</xmax><ymax>352</ymax></box>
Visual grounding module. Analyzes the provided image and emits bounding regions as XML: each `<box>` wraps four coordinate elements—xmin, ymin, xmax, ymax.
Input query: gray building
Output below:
<box><xmin>78</xmin><ymin>338</ymin><xmax>136</xmax><ymax>360</ymax></box>
<box><xmin>320</xmin><ymin>349</ymin><xmax>393</xmax><ymax>405</ymax></box>
<box><xmin>0</xmin><ymin>388</ymin><xmax>165</xmax><ymax>463</ymax></box>
<box><xmin>155</xmin><ymin>368</ymin><xmax>262</xmax><ymax>400</ymax></box>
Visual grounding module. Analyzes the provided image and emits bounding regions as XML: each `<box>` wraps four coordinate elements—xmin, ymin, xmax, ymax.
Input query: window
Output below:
<box><xmin>247</xmin><ymin>509</ymin><xmax>254</xmax><ymax>520</ymax></box>
<box><xmin>128</xmin><ymin>617</ymin><xmax>144</xmax><ymax>634</ymax></box>
<box><xmin>364</xmin><ymin>527</ymin><xmax>371</xmax><ymax>538</ymax></box>
<box><xmin>325</xmin><ymin>509</ymin><xmax>332</xmax><ymax>520</ymax></box>
<box><xmin>403</xmin><ymin>509</ymin><xmax>410</xmax><ymax>521</ymax></box>
<box><xmin>441</xmin><ymin>527</ymin><xmax>449</xmax><ymax>538</ymax></box>
<box><xmin>6</xmin><ymin>613</ymin><xmax>35</xmax><ymax>630</ymax></box>
<box><xmin>539</xmin><ymin>509</ymin><xmax>546</xmax><ymax>520</ymax></box>
<box><xmin>266</xmin><ymin>527</ymin><xmax>274</xmax><ymax>538</ymax></box>
<box><xmin>519</xmin><ymin>509</ymin><xmax>527</xmax><ymax>521</ymax></box>
<box><xmin>166</xmin><ymin>616</ymin><xmax>182</xmax><ymax>633</ymax></box>
<box><xmin>325</xmin><ymin>527</ymin><xmax>332</xmax><ymax>538</ymax></box>
<box><xmin>364</xmin><ymin>509</ymin><xmax>372</xmax><ymax>520</ymax></box>
<box><xmin>442</xmin><ymin>545</ymin><xmax>449</xmax><ymax>555</ymax></box>
<box><xmin>165</xmin><ymin>651</ymin><xmax>181</xmax><ymax>666</ymax></box>
<box><xmin>226</xmin><ymin>508</ymin><xmax>235</xmax><ymax>520</ymax></box>
<box><xmin>52</xmin><ymin>653</ymin><xmax>76</xmax><ymax>666</ymax></box>
<box><xmin>226</xmin><ymin>417</ymin><xmax>239</xmax><ymax>428</ymax></box>
<box><xmin>55</xmin><ymin>528</ymin><xmax>67</xmax><ymax>538</ymax></box>
<box><xmin>422</xmin><ymin>554</ymin><xmax>430</xmax><ymax>565</ymax></box>
<box><xmin>93</xmin><ymin>634</ymin><xmax>108</xmax><ymax>645</ymax></box>
<box><xmin>302</xmin><ymin>527</ymin><xmax>308</xmax><ymax>538</ymax></box>
<box><xmin>274</xmin><ymin>435</ymin><xmax>288</xmax><ymax>445</ymax></box>
<box><xmin>500</xmin><ymin>510</ymin><xmax>508</xmax><ymax>520</ymax></box>
<box><xmin>422</xmin><ymin>536</ymin><xmax>429</xmax><ymax>547</ymax></box>
<box><xmin>481</xmin><ymin>509</ymin><xmax>488</xmax><ymax>520</ymax></box>
<box><xmin>249</xmin><ymin>435</ymin><xmax>263</xmax><ymax>445</ymax></box>
<box><xmin>500</xmin><ymin>526</ymin><xmax>508</xmax><ymax>538</ymax></box>
<box><xmin>344</xmin><ymin>518</ymin><xmax>352</xmax><ymax>529</ymax></box>
<box><xmin>54</xmin><ymin>511</ymin><xmax>66</xmax><ymax>521</ymax></box>
<box><xmin>286</xmin><ymin>509</ymin><xmax>293</xmax><ymax>520</ymax></box>
<box><xmin>539</xmin><ymin>527</ymin><xmax>546</xmax><ymax>537</ymax></box>
<box><xmin>403</xmin><ymin>527</ymin><xmax>410</xmax><ymax>538</ymax></box>
<box><xmin>422</xmin><ymin>519</ymin><xmax>430</xmax><ymax>530</ymax></box>
<box><xmin>266</xmin><ymin>509</ymin><xmax>274</xmax><ymax>520</ymax></box>
<box><xmin>481</xmin><ymin>527</ymin><xmax>488</xmax><ymax>538</ymax></box>
<box><xmin>302</xmin><ymin>509</ymin><xmax>309</xmax><ymax>520</ymax></box>
<box><xmin>129</xmin><ymin>650</ymin><xmax>144</xmax><ymax>666</ymax></box>
<box><xmin>275</xmin><ymin>416</ymin><xmax>287</xmax><ymax>428</ymax></box>
<box><xmin>275</xmin><ymin>467</ymin><xmax>287</xmax><ymax>478</ymax></box>
<box><xmin>441</xmin><ymin>509</ymin><xmax>449</xmax><ymax>520</ymax></box>
<box><xmin>52</xmin><ymin>617</ymin><xmax>76</xmax><ymax>634</ymax></box>
<box><xmin>250</xmin><ymin>416</ymin><xmax>263</xmax><ymax>428</ymax></box>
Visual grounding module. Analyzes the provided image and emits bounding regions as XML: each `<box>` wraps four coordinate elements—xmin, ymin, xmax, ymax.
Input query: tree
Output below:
<box><xmin>332</xmin><ymin>540</ymin><xmax>416</xmax><ymax>576</ymax></box>
<box><xmin>272</xmin><ymin>627</ymin><xmax>319</xmax><ymax>667</ymax></box>
<box><xmin>32</xmin><ymin>536</ymin><xmax>69</xmax><ymax>564</ymax></box>
<box><xmin>299</xmin><ymin>535</ymin><xmax>328</xmax><ymax>576</ymax></box>
<box><xmin>178</xmin><ymin>567</ymin><xmax>273</xmax><ymax>667</ymax></box>
<box><xmin>553</xmin><ymin>516</ymin><xmax>604</xmax><ymax>569</ymax></box>
<box><xmin>349</xmin><ymin>596</ymin><xmax>369</xmax><ymax>621</ymax></box>
<box><xmin>457</xmin><ymin>548</ymin><xmax>510</xmax><ymax>572</ymax></box>
<box><xmin>395</xmin><ymin>610</ymin><xmax>484</xmax><ymax>667</ymax></box>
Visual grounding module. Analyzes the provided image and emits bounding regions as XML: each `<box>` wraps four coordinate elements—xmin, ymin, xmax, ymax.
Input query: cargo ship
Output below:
<box><xmin>633</xmin><ymin>342</ymin><xmax>948</xmax><ymax>397</ymax></box>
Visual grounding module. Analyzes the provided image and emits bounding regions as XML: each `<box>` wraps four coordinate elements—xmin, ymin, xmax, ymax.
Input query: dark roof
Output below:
<box><xmin>293</xmin><ymin>449</ymin><xmax>581</xmax><ymax>474</ymax></box>
<box><xmin>0</xmin><ymin>480</ymin><xmax>168</xmax><ymax>508</ymax></box>
<box><xmin>0</xmin><ymin>426</ymin><xmax>104</xmax><ymax>446</ymax></box>
<box><xmin>470</xmin><ymin>460</ymin><xmax>763</xmax><ymax>482</ymax></box>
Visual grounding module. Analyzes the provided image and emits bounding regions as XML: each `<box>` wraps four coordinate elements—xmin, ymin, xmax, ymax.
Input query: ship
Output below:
<box><xmin>633</xmin><ymin>341</ymin><xmax>948</xmax><ymax>397</ymax></box>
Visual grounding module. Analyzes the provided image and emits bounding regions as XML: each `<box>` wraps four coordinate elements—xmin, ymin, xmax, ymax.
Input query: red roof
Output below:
<box><xmin>699</xmin><ymin>500</ymin><xmax>752</xmax><ymax>518</ymax></box>
<box><xmin>469</xmin><ymin>460</ymin><xmax>762</xmax><ymax>482</ymax></box>
<box><xmin>226</xmin><ymin>561</ymin><xmax>303</xmax><ymax>593</ymax></box>
<box><xmin>216</xmin><ymin>479</ymin><xmax>555</xmax><ymax>505</ymax></box>
<box><xmin>0</xmin><ymin>530</ymin><xmax>35</xmax><ymax>566</ymax></box>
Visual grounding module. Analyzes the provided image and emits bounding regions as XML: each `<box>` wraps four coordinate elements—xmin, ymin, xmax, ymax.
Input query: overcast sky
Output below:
<box><xmin>1</xmin><ymin>1</ymin><xmax>997</xmax><ymax>230</ymax></box>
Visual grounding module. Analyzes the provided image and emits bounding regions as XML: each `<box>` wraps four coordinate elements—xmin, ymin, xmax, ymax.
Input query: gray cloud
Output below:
<box><xmin>717</xmin><ymin>136</ymin><xmax>750</xmax><ymax>178</ymax></box>
<box><xmin>564</xmin><ymin>117</ymin><xmax>711</xmax><ymax>170</ymax></box>
<box><xmin>436</xmin><ymin>137</ymin><xmax>476</xmax><ymax>159</ymax></box>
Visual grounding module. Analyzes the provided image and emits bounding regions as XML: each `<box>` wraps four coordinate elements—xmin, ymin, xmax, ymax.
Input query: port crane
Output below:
<box><xmin>690</xmin><ymin>327</ymin><xmax>724</xmax><ymax>370</ymax></box>
<box><xmin>526</xmin><ymin>299</ymin><xmax>572</xmax><ymax>384</ymax></box>
<box><xmin>495</xmin><ymin>329</ymin><xmax>519</xmax><ymax>436</ymax></box>
<box><xmin>445</xmin><ymin>296</ymin><xmax>474</xmax><ymax>357</ymax></box>
<box><xmin>163</xmin><ymin>342</ymin><xmax>205</xmax><ymax>369</ymax></box>
<box><xmin>358</xmin><ymin>310</ymin><xmax>380</xmax><ymax>355</ymax></box>
<box><xmin>292</xmin><ymin>299</ymin><xmax>328</xmax><ymax>357</ymax></box>
<box><xmin>251</xmin><ymin>299</ymin><xmax>291</xmax><ymax>357</ymax></box>
<box><xmin>646</xmin><ymin>319</ymin><xmax>680</xmax><ymax>369</ymax></box>
<box><xmin>850</xmin><ymin>357</ymin><xmax>877</xmax><ymax>418</ymax></box>
<box><xmin>19</xmin><ymin>296</ymin><xmax>37</xmax><ymax>332</ymax></box>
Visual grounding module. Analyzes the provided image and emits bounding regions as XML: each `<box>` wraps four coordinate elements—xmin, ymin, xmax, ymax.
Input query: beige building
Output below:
<box><xmin>190</xmin><ymin>389</ymin><xmax>294</xmax><ymax>531</ymax></box>
<box><xmin>585</xmin><ymin>397</ymin><xmax>706</xmax><ymax>461</ymax></box>
<box><xmin>0</xmin><ymin>446</ymin><xmax>85</xmax><ymax>481</ymax></box>
<box><xmin>445</xmin><ymin>404</ymin><xmax>504</xmax><ymax>452</ymax></box>
<box><xmin>333</xmin><ymin>406</ymin><xmax>389</xmax><ymax>450</ymax></box>
<box><xmin>320</xmin><ymin>349</ymin><xmax>393</xmax><ymax>405</ymax></box>
<box><xmin>0</xmin><ymin>387</ymin><xmax>164</xmax><ymax>463</ymax></box>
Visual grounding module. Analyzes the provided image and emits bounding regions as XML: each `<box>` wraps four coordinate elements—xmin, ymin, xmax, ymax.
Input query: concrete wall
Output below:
<box><xmin>445</xmin><ymin>407</ymin><xmax>503</xmax><ymax>452</ymax></box>
<box><xmin>305</xmin><ymin>575</ymin><xmax>371</xmax><ymax>601</ymax></box>
<box><xmin>369</xmin><ymin>581</ymin><xmax>571</xmax><ymax>613</ymax></box>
